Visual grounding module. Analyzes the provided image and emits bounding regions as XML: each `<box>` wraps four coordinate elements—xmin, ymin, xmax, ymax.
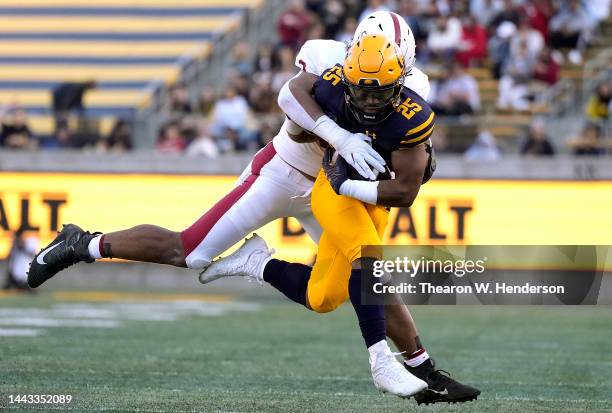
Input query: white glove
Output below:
<box><xmin>312</xmin><ymin>115</ymin><xmax>385</xmax><ymax>180</ymax></box>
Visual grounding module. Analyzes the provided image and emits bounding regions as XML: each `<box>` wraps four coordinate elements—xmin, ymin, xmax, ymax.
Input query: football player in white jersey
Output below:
<box><xmin>27</xmin><ymin>11</ymin><xmax>477</xmax><ymax>404</ymax></box>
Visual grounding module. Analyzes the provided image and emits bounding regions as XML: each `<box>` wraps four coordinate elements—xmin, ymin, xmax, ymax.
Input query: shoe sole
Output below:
<box><xmin>376</xmin><ymin>385</ymin><xmax>428</xmax><ymax>399</ymax></box>
<box><xmin>415</xmin><ymin>392</ymin><xmax>480</xmax><ymax>405</ymax></box>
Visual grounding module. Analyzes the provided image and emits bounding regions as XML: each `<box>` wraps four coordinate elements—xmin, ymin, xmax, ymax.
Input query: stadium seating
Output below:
<box><xmin>0</xmin><ymin>0</ymin><xmax>262</xmax><ymax>138</ymax></box>
<box><xmin>430</xmin><ymin>13</ymin><xmax>612</xmax><ymax>147</ymax></box>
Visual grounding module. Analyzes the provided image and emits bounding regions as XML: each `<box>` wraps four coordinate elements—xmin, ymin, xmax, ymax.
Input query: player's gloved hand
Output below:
<box><xmin>312</xmin><ymin>115</ymin><xmax>385</xmax><ymax>180</ymax></box>
<box><xmin>322</xmin><ymin>147</ymin><xmax>349</xmax><ymax>194</ymax></box>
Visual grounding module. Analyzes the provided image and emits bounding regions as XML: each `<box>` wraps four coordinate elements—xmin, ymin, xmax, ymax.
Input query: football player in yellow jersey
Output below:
<box><xmin>202</xmin><ymin>34</ymin><xmax>480</xmax><ymax>404</ymax></box>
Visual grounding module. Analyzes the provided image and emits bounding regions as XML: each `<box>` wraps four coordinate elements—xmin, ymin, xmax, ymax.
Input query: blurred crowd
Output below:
<box><xmin>1</xmin><ymin>0</ymin><xmax>610</xmax><ymax>157</ymax></box>
<box><xmin>156</xmin><ymin>0</ymin><xmax>611</xmax><ymax>158</ymax></box>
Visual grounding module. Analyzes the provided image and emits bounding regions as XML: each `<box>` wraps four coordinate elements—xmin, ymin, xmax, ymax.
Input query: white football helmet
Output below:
<box><xmin>353</xmin><ymin>11</ymin><xmax>416</xmax><ymax>75</ymax></box>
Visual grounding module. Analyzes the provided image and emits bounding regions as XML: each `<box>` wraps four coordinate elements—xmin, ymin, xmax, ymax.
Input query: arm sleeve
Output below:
<box><xmin>277</xmin><ymin>74</ymin><xmax>318</xmax><ymax>131</ymax></box>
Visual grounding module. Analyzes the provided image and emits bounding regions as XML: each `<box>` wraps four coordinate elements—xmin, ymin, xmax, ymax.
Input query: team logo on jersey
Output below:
<box><xmin>365</xmin><ymin>130</ymin><xmax>378</xmax><ymax>140</ymax></box>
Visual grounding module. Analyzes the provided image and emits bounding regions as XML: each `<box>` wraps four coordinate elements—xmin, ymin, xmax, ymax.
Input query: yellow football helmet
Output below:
<box><xmin>342</xmin><ymin>34</ymin><xmax>405</xmax><ymax>125</ymax></box>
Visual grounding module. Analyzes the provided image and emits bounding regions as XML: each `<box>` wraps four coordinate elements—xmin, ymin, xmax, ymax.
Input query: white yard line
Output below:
<box><xmin>0</xmin><ymin>328</ymin><xmax>42</xmax><ymax>336</ymax></box>
<box><xmin>0</xmin><ymin>317</ymin><xmax>120</xmax><ymax>328</ymax></box>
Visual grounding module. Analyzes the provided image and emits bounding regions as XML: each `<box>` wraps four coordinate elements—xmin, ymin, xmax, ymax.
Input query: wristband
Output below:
<box><xmin>339</xmin><ymin>179</ymin><xmax>379</xmax><ymax>205</ymax></box>
<box><xmin>311</xmin><ymin>115</ymin><xmax>349</xmax><ymax>147</ymax></box>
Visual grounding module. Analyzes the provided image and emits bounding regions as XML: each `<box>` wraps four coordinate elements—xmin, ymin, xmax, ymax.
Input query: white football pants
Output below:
<box><xmin>181</xmin><ymin>142</ymin><xmax>321</xmax><ymax>269</ymax></box>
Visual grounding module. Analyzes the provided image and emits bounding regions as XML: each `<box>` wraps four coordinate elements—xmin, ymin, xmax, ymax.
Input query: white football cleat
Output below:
<box><xmin>369</xmin><ymin>341</ymin><xmax>428</xmax><ymax>398</ymax></box>
<box><xmin>198</xmin><ymin>234</ymin><xmax>274</xmax><ymax>285</ymax></box>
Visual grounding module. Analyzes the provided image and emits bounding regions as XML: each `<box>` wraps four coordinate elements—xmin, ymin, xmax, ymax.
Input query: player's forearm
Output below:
<box><xmin>278</xmin><ymin>75</ymin><xmax>350</xmax><ymax>149</ymax></box>
<box><xmin>277</xmin><ymin>74</ymin><xmax>325</xmax><ymax>132</ymax></box>
<box><xmin>376</xmin><ymin>179</ymin><xmax>421</xmax><ymax>208</ymax></box>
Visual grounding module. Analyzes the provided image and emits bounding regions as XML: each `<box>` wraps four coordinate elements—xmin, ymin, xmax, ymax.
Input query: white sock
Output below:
<box><xmin>368</xmin><ymin>339</ymin><xmax>390</xmax><ymax>355</ymax></box>
<box><xmin>404</xmin><ymin>349</ymin><xmax>430</xmax><ymax>368</ymax></box>
<box><xmin>88</xmin><ymin>235</ymin><xmax>103</xmax><ymax>259</ymax></box>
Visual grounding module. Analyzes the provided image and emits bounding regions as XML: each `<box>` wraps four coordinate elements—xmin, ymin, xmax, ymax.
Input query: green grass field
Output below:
<box><xmin>0</xmin><ymin>291</ymin><xmax>611</xmax><ymax>413</ymax></box>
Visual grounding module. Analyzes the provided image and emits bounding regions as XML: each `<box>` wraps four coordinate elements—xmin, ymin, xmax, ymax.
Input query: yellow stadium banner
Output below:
<box><xmin>1</xmin><ymin>172</ymin><xmax>611</xmax><ymax>262</ymax></box>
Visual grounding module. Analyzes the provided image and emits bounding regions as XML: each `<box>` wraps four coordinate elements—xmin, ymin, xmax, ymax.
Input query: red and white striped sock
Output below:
<box><xmin>404</xmin><ymin>348</ymin><xmax>430</xmax><ymax>368</ymax></box>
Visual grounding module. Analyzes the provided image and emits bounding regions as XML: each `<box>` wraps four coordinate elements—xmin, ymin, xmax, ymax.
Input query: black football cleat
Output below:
<box><xmin>407</xmin><ymin>359</ymin><xmax>480</xmax><ymax>405</ymax></box>
<box><xmin>27</xmin><ymin>224</ymin><xmax>99</xmax><ymax>288</ymax></box>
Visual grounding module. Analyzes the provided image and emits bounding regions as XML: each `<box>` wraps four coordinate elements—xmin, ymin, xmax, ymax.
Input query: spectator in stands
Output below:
<box><xmin>497</xmin><ymin>40</ymin><xmax>536</xmax><ymax>111</ymax></box>
<box><xmin>52</xmin><ymin>80</ymin><xmax>96</xmax><ymax>113</ymax></box>
<box><xmin>52</xmin><ymin>80</ymin><xmax>96</xmax><ymax>130</ymax></box>
<box><xmin>215</xmin><ymin>127</ymin><xmax>242</xmax><ymax>153</ymax></box>
<box><xmin>585</xmin><ymin>81</ymin><xmax>612</xmax><ymax>123</ymax></box>
<box><xmin>455</xmin><ymin>14</ymin><xmax>488</xmax><ymax>67</ymax></box>
<box><xmin>532</xmin><ymin>47</ymin><xmax>560</xmax><ymax>86</ymax></box>
<box><xmin>277</xmin><ymin>0</ymin><xmax>311</xmax><ymax>50</ymax></box>
<box><xmin>249</xmin><ymin>74</ymin><xmax>279</xmax><ymax>114</ymax></box>
<box><xmin>359</xmin><ymin>0</ymin><xmax>391</xmax><ymax>22</ymax></box>
<box><xmin>98</xmin><ymin>119</ymin><xmax>133</xmax><ymax>153</ymax></box>
<box><xmin>521</xmin><ymin>0</ymin><xmax>554</xmax><ymax>41</ymax></box>
<box><xmin>511</xmin><ymin>16</ymin><xmax>545</xmax><ymax>61</ymax></box>
<box><xmin>196</xmin><ymin>86</ymin><xmax>217</xmax><ymax>116</ymax></box>
<box><xmin>256</xmin><ymin>116</ymin><xmax>283</xmax><ymax>148</ymax></box>
<box><xmin>488</xmin><ymin>20</ymin><xmax>516</xmax><ymax>79</ymax></box>
<box><xmin>304</xmin><ymin>0</ymin><xmax>324</xmax><ymax>14</ymax></box>
<box><xmin>488</xmin><ymin>0</ymin><xmax>521</xmax><ymax>31</ymax></box>
<box><xmin>584</xmin><ymin>0</ymin><xmax>611</xmax><ymax>26</ymax></box>
<box><xmin>4</xmin><ymin>228</ymin><xmax>37</xmax><ymax>292</ymax></box>
<box><xmin>431</xmin><ymin>63</ymin><xmax>481</xmax><ymax>115</ymax></box>
<box><xmin>452</xmin><ymin>0</ymin><xmax>470</xmax><ymax>15</ymax></box>
<box><xmin>427</xmin><ymin>14</ymin><xmax>463</xmax><ymax>62</ymax></box>
<box><xmin>156</xmin><ymin>122</ymin><xmax>187</xmax><ymax>154</ymax></box>
<box><xmin>321</xmin><ymin>0</ymin><xmax>348</xmax><ymax>38</ymax></box>
<box><xmin>520</xmin><ymin>119</ymin><xmax>556</xmax><ymax>156</ymax></box>
<box><xmin>186</xmin><ymin>121</ymin><xmax>220</xmax><ymax>158</ymax></box>
<box><xmin>43</xmin><ymin>126</ymin><xmax>77</xmax><ymax>150</ymax></box>
<box><xmin>253</xmin><ymin>43</ymin><xmax>278</xmax><ymax>74</ymax></box>
<box><xmin>229</xmin><ymin>42</ymin><xmax>253</xmax><ymax>77</ymax></box>
<box><xmin>272</xmin><ymin>46</ymin><xmax>298</xmax><ymax>93</ymax></box>
<box><xmin>0</xmin><ymin>107</ymin><xmax>37</xmax><ymax>150</ymax></box>
<box><xmin>464</xmin><ymin>129</ymin><xmax>502</xmax><ymax>161</ymax></box>
<box><xmin>410</xmin><ymin>0</ymin><xmax>438</xmax><ymax>17</ymax></box>
<box><xmin>168</xmin><ymin>83</ymin><xmax>193</xmax><ymax>114</ymax></box>
<box><xmin>179</xmin><ymin>117</ymin><xmax>199</xmax><ymax>144</ymax></box>
<box><xmin>470</xmin><ymin>0</ymin><xmax>503</xmax><ymax>28</ymax></box>
<box><xmin>210</xmin><ymin>84</ymin><xmax>250</xmax><ymax>136</ymax></box>
<box><xmin>336</xmin><ymin>16</ymin><xmax>358</xmax><ymax>43</ymax></box>
<box><xmin>306</xmin><ymin>20</ymin><xmax>326</xmax><ymax>40</ymax></box>
<box><xmin>569</xmin><ymin>123</ymin><xmax>605</xmax><ymax>156</ymax></box>
<box><xmin>398</xmin><ymin>0</ymin><xmax>429</xmax><ymax>59</ymax></box>
<box><xmin>228</xmin><ymin>72</ymin><xmax>251</xmax><ymax>99</ymax></box>
<box><xmin>549</xmin><ymin>0</ymin><xmax>592</xmax><ymax>64</ymax></box>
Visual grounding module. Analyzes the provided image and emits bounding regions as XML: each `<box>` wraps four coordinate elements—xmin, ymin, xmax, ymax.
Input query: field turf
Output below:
<box><xmin>0</xmin><ymin>291</ymin><xmax>611</xmax><ymax>412</ymax></box>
